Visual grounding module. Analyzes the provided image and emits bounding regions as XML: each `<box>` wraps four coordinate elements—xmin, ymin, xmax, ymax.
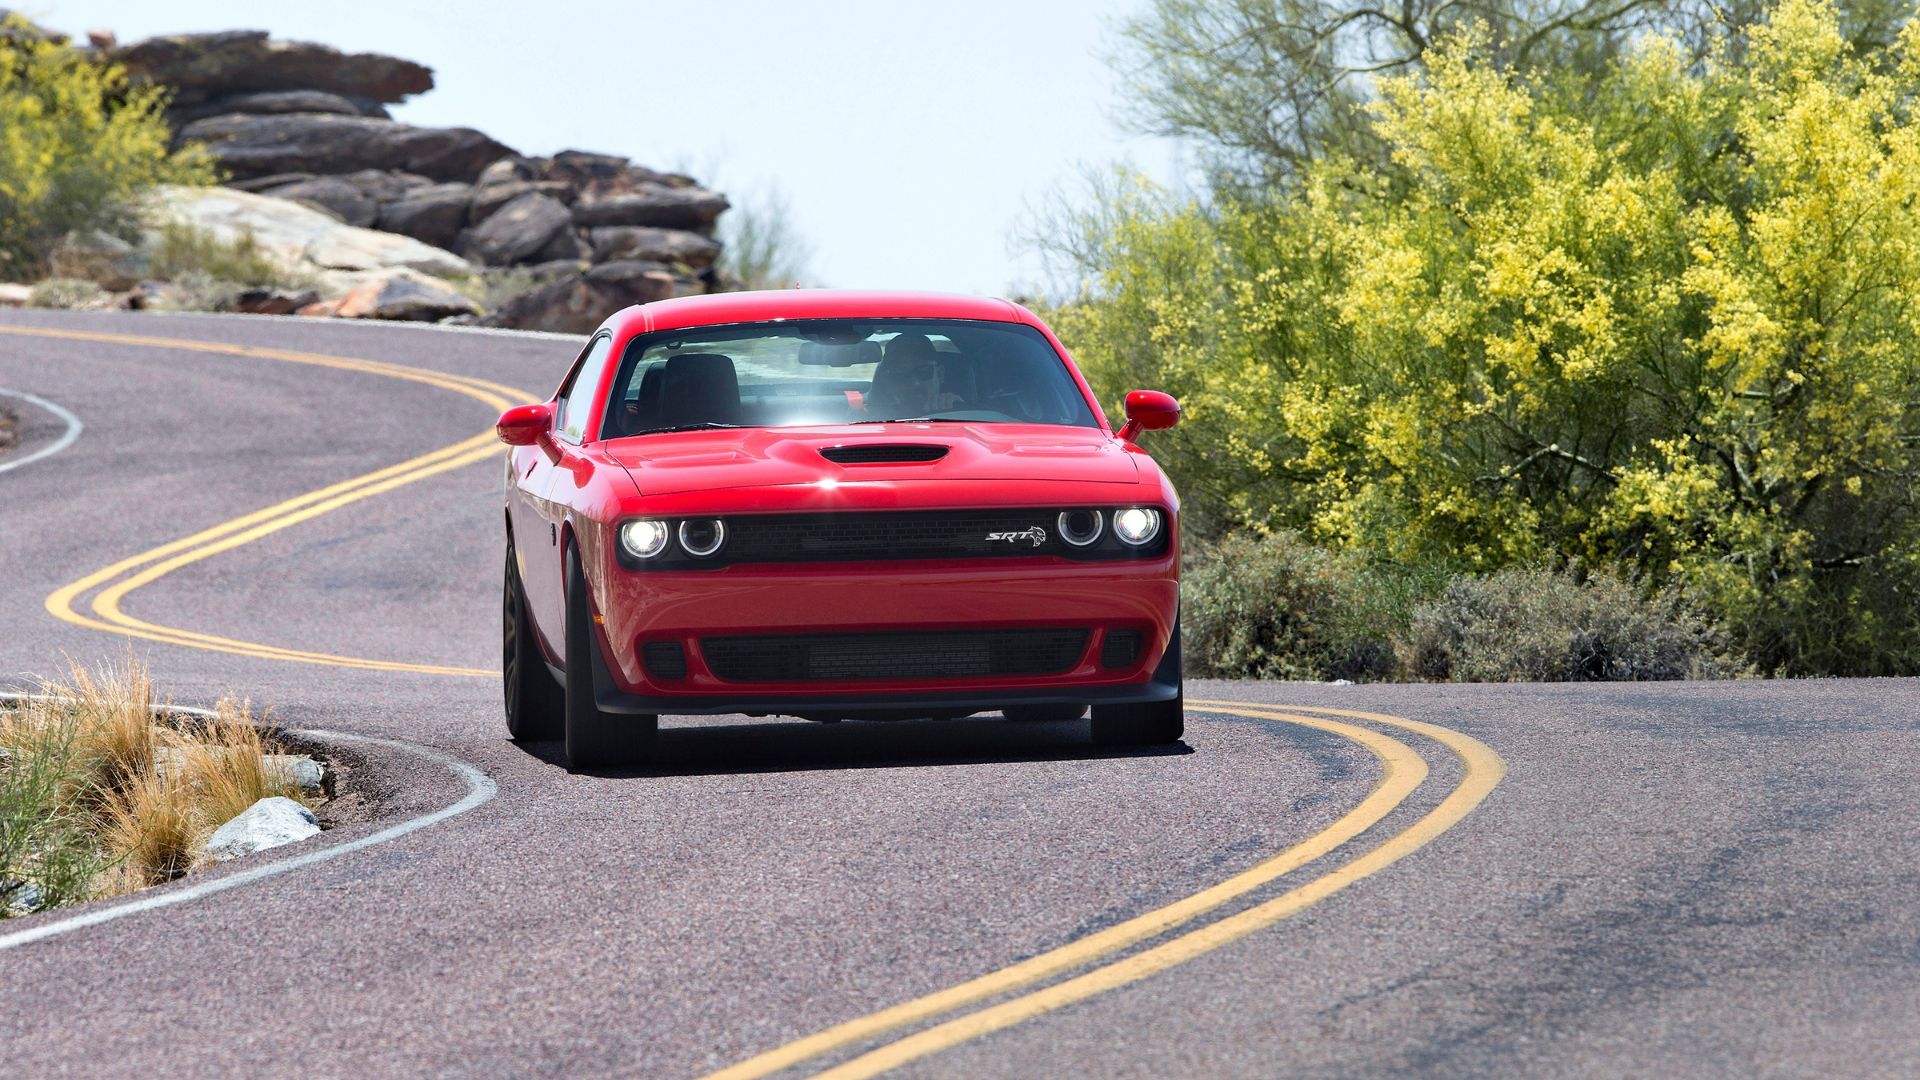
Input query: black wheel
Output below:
<box><xmin>1090</xmin><ymin>620</ymin><xmax>1184</xmax><ymax>746</ymax></box>
<box><xmin>503</xmin><ymin>543</ymin><xmax>563</xmax><ymax>741</ymax></box>
<box><xmin>1003</xmin><ymin>704</ymin><xmax>1088</xmax><ymax>723</ymax></box>
<box><xmin>1089</xmin><ymin>693</ymin><xmax>1184</xmax><ymax>746</ymax></box>
<box><xmin>563</xmin><ymin>545</ymin><xmax>657</xmax><ymax>770</ymax></box>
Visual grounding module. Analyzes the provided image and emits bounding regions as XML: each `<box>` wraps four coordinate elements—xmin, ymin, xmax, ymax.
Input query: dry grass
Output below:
<box><xmin>2</xmin><ymin>661</ymin><xmax>319</xmax><ymax>912</ymax></box>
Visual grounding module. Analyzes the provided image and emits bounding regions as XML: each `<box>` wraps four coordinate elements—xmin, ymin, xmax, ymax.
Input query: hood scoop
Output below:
<box><xmin>819</xmin><ymin>444</ymin><xmax>950</xmax><ymax>465</ymax></box>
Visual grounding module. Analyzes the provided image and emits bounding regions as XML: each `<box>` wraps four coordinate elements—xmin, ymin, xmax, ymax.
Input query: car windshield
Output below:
<box><xmin>599</xmin><ymin>318</ymin><xmax>1099</xmax><ymax>439</ymax></box>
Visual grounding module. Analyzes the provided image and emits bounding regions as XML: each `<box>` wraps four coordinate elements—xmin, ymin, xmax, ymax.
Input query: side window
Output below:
<box><xmin>557</xmin><ymin>334</ymin><xmax>614</xmax><ymax>444</ymax></box>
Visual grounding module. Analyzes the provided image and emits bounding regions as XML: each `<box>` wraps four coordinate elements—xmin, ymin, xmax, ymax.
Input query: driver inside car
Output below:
<box><xmin>866</xmin><ymin>332</ymin><xmax>964</xmax><ymax>416</ymax></box>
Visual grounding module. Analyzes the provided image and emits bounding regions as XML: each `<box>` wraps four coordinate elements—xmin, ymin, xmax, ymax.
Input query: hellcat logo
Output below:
<box><xmin>985</xmin><ymin>527</ymin><xmax>1048</xmax><ymax>547</ymax></box>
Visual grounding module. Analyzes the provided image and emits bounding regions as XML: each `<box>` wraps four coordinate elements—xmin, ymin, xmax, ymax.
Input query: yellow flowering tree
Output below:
<box><xmin>1053</xmin><ymin>0</ymin><xmax>1920</xmax><ymax>673</ymax></box>
<box><xmin>0</xmin><ymin>17</ymin><xmax>212</xmax><ymax>278</ymax></box>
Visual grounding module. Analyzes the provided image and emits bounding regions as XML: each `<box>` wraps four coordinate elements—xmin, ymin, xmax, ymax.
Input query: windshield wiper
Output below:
<box><xmin>631</xmin><ymin>422</ymin><xmax>742</xmax><ymax>435</ymax></box>
<box><xmin>845</xmin><ymin>416</ymin><xmax>972</xmax><ymax>425</ymax></box>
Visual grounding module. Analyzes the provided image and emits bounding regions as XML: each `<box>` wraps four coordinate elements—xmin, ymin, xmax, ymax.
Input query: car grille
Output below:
<box><xmin>723</xmin><ymin>510</ymin><xmax>1072</xmax><ymax>563</ymax></box>
<box><xmin>701</xmin><ymin>628</ymin><xmax>1090</xmax><ymax>682</ymax></box>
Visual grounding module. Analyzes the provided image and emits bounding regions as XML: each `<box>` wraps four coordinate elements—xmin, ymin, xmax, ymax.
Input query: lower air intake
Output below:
<box><xmin>701</xmin><ymin>629</ymin><xmax>1089</xmax><ymax>682</ymax></box>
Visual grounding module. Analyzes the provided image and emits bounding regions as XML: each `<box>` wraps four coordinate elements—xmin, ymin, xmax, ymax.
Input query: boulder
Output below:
<box><xmin>232</xmin><ymin>286</ymin><xmax>320</xmax><ymax>315</ymax></box>
<box><xmin>339</xmin><ymin>168</ymin><xmax>434</xmax><ymax>202</ymax></box>
<box><xmin>331</xmin><ymin>268</ymin><xmax>481</xmax><ymax>322</ymax></box>
<box><xmin>570</xmin><ymin>184</ymin><xmax>729</xmax><ymax>232</ymax></box>
<box><xmin>475</xmin><ymin>155</ymin><xmax>537</xmax><ymax>188</ymax></box>
<box><xmin>588</xmin><ymin>226</ymin><xmax>721</xmax><ymax>269</ymax></box>
<box><xmin>257</xmin><ymin>175</ymin><xmax>377</xmax><ymax>227</ymax></box>
<box><xmin>479</xmin><ymin>260</ymin><xmax>693</xmax><ymax>334</ymax></box>
<box><xmin>264</xmin><ymin>753</ymin><xmax>333</xmax><ymax>795</ymax></box>
<box><xmin>539</xmin><ymin>150</ymin><xmax>667</xmax><ymax>193</ymax></box>
<box><xmin>170</xmin><ymin>88</ymin><xmax>390</xmax><ymax>126</ymax></box>
<box><xmin>177</xmin><ymin>113</ymin><xmax>516</xmax><ymax>183</ymax></box>
<box><xmin>463</xmin><ymin>192</ymin><xmax>571</xmax><ymax>266</ymax></box>
<box><xmin>228</xmin><ymin>172</ymin><xmax>314</xmax><ymax>193</ymax></box>
<box><xmin>2</xmin><ymin>880</ymin><xmax>44</xmax><ymax>917</ymax></box>
<box><xmin>148</xmin><ymin>185</ymin><xmax>471</xmax><ymax>280</ymax></box>
<box><xmin>113</xmin><ymin>31</ymin><xmax>432</xmax><ymax>104</ymax></box>
<box><xmin>377</xmin><ymin>182</ymin><xmax>472</xmax><ymax>249</ymax></box>
<box><xmin>48</xmin><ymin>230</ymin><xmax>146</xmax><ymax>290</ymax></box>
<box><xmin>205</xmin><ymin>796</ymin><xmax>320</xmax><ymax>862</ymax></box>
<box><xmin>470</xmin><ymin>179</ymin><xmax>572</xmax><ymax>224</ymax></box>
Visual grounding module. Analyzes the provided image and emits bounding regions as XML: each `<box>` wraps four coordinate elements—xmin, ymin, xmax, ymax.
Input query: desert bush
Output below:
<box><xmin>1400</xmin><ymin>567</ymin><xmax>1746</xmax><ymax>682</ymax></box>
<box><xmin>0</xmin><ymin>15</ymin><xmax>213</xmax><ymax>278</ymax></box>
<box><xmin>1182</xmin><ymin>531</ymin><xmax>1403</xmax><ymax>680</ymax></box>
<box><xmin>27</xmin><ymin>277</ymin><xmax>111</xmax><ymax>309</ymax></box>
<box><xmin>1</xmin><ymin>664</ymin><xmax>313</xmax><ymax>911</ymax></box>
<box><xmin>1051</xmin><ymin>0</ymin><xmax>1920</xmax><ymax>674</ymax></box>
<box><xmin>0</xmin><ymin>706</ymin><xmax>103</xmax><ymax>913</ymax></box>
<box><xmin>144</xmin><ymin>222</ymin><xmax>308</xmax><ymax>290</ymax></box>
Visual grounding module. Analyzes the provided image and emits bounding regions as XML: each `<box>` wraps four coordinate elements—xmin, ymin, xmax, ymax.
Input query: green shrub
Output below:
<box><xmin>0</xmin><ymin>16</ymin><xmax>213</xmax><ymax>279</ymax></box>
<box><xmin>144</xmin><ymin>222</ymin><xmax>309</xmax><ymax>289</ymax></box>
<box><xmin>27</xmin><ymin>277</ymin><xmax>111</xmax><ymax>309</ymax></box>
<box><xmin>1182</xmin><ymin>531</ymin><xmax>1398</xmax><ymax>681</ymax></box>
<box><xmin>1400</xmin><ymin>567</ymin><xmax>1746</xmax><ymax>682</ymax></box>
<box><xmin>1051</xmin><ymin>0</ymin><xmax>1920</xmax><ymax>674</ymax></box>
<box><xmin>0</xmin><ymin>710</ymin><xmax>103</xmax><ymax>915</ymax></box>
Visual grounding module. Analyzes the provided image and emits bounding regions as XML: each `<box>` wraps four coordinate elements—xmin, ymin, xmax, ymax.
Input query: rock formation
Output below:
<box><xmin>105</xmin><ymin>28</ymin><xmax>730</xmax><ymax>331</ymax></box>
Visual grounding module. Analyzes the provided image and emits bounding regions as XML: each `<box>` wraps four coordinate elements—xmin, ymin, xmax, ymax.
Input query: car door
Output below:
<box><xmin>517</xmin><ymin>332</ymin><xmax>615</xmax><ymax>653</ymax></box>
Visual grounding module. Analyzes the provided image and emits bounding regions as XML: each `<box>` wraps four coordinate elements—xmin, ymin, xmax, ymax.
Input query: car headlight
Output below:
<box><xmin>619</xmin><ymin>519</ymin><xmax>671</xmax><ymax>559</ymax></box>
<box><xmin>1112</xmin><ymin>507</ymin><xmax>1162</xmax><ymax>546</ymax></box>
<box><xmin>1057</xmin><ymin>508</ymin><xmax>1104</xmax><ymax>547</ymax></box>
<box><xmin>677</xmin><ymin>518</ymin><xmax>727</xmax><ymax>558</ymax></box>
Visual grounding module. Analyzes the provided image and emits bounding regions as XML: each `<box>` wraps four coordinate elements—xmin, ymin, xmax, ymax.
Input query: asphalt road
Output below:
<box><xmin>1</xmin><ymin>310</ymin><xmax>1915</xmax><ymax>1078</ymax></box>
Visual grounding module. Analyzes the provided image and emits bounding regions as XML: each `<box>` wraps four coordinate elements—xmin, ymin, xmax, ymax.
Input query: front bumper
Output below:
<box><xmin>589</xmin><ymin>554</ymin><xmax>1179</xmax><ymax>717</ymax></box>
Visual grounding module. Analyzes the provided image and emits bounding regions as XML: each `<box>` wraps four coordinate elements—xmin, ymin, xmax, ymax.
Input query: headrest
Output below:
<box><xmin>660</xmin><ymin>352</ymin><xmax>740</xmax><ymax>425</ymax></box>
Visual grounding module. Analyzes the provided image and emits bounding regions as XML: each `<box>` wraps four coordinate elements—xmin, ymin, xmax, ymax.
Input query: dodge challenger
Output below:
<box><xmin>497</xmin><ymin>290</ymin><xmax>1183</xmax><ymax>768</ymax></box>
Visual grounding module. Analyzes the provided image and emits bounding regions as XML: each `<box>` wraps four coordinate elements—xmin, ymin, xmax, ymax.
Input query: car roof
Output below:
<box><xmin>616</xmin><ymin>289</ymin><xmax>1038</xmax><ymax>335</ymax></box>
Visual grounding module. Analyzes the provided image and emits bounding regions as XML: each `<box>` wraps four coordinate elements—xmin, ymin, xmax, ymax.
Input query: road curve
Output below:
<box><xmin>1</xmin><ymin>310</ymin><xmax>1915</xmax><ymax>1078</ymax></box>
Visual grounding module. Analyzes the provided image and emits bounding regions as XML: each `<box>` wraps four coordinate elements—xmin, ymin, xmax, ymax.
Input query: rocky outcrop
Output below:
<box><xmin>479</xmin><ymin>260</ymin><xmax>696</xmax><ymax>334</ymax></box>
<box><xmin>114</xmin><ymin>30</ymin><xmax>432</xmax><ymax>105</ymax></box>
<box><xmin>150</xmin><ymin>185</ymin><xmax>469</xmax><ymax>290</ymax></box>
<box><xmin>92</xmin><ymin>26</ymin><xmax>735</xmax><ymax>325</ymax></box>
<box><xmin>176</xmin><ymin>113</ymin><xmax>515</xmax><ymax>183</ymax></box>
<box><xmin>169</xmin><ymin>89</ymin><xmax>390</xmax><ymax>126</ymax></box>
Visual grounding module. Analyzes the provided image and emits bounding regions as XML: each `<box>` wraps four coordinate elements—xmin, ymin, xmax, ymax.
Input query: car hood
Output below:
<box><xmin>603</xmin><ymin>423</ymin><xmax>1138</xmax><ymax>496</ymax></box>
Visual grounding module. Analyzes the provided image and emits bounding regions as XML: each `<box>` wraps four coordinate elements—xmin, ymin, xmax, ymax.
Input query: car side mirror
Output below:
<box><xmin>498</xmin><ymin>402</ymin><xmax>554</xmax><ymax>446</ymax></box>
<box><xmin>1116</xmin><ymin>390</ymin><xmax>1181</xmax><ymax>443</ymax></box>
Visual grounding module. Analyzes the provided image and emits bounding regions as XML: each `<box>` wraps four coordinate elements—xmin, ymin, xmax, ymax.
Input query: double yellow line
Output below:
<box><xmin>705</xmin><ymin>701</ymin><xmax>1503</xmax><ymax>1078</ymax></box>
<box><xmin>0</xmin><ymin>325</ymin><xmax>534</xmax><ymax>676</ymax></box>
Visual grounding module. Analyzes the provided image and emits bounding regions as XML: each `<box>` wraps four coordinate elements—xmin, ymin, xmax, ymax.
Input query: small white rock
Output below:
<box><xmin>205</xmin><ymin>796</ymin><xmax>320</xmax><ymax>862</ymax></box>
<box><xmin>265</xmin><ymin>754</ymin><xmax>329</xmax><ymax>794</ymax></box>
<box><xmin>3</xmin><ymin>880</ymin><xmax>44</xmax><ymax>916</ymax></box>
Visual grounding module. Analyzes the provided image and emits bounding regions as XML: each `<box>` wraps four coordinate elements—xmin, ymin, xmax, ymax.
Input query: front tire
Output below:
<box><xmin>563</xmin><ymin>545</ymin><xmax>657</xmax><ymax>770</ymax></box>
<box><xmin>1090</xmin><ymin>620</ymin><xmax>1183</xmax><ymax>746</ymax></box>
<box><xmin>503</xmin><ymin>543</ymin><xmax>563</xmax><ymax>742</ymax></box>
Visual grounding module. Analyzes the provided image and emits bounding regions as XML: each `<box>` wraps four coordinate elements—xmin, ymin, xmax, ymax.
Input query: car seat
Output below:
<box><xmin>659</xmin><ymin>352</ymin><xmax>741</xmax><ymax>427</ymax></box>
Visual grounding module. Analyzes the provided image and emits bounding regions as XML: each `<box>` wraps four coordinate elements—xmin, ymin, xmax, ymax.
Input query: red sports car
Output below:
<box><xmin>496</xmin><ymin>290</ymin><xmax>1183</xmax><ymax>768</ymax></box>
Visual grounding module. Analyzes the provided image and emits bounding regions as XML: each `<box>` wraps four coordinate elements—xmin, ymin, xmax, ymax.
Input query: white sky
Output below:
<box><xmin>26</xmin><ymin>0</ymin><xmax>1183</xmax><ymax>294</ymax></box>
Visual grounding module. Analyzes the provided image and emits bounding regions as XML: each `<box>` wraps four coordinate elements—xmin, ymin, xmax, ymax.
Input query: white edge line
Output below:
<box><xmin>0</xmin><ymin>387</ymin><xmax>83</xmax><ymax>475</ymax></box>
<box><xmin>0</xmin><ymin>692</ymin><xmax>497</xmax><ymax>951</ymax></box>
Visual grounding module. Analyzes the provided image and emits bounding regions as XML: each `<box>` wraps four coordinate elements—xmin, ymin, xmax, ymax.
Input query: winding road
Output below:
<box><xmin>1</xmin><ymin>310</ymin><xmax>1915</xmax><ymax>1078</ymax></box>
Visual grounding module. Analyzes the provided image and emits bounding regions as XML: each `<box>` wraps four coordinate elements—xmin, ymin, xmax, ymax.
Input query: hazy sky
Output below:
<box><xmin>26</xmin><ymin>1</ymin><xmax>1183</xmax><ymax>294</ymax></box>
